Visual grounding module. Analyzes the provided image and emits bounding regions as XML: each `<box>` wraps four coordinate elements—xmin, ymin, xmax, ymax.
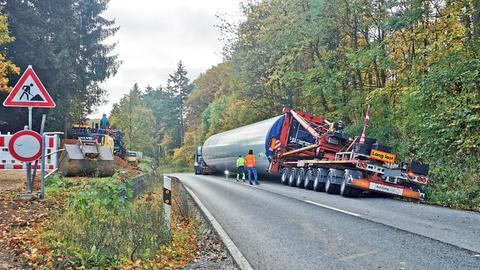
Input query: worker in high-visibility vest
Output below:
<box><xmin>236</xmin><ymin>155</ymin><xmax>246</xmax><ymax>182</ymax></box>
<box><xmin>245</xmin><ymin>149</ymin><xmax>259</xmax><ymax>185</ymax></box>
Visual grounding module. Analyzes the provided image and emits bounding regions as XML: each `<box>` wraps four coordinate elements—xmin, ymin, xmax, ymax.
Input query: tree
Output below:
<box><xmin>0</xmin><ymin>8</ymin><xmax>20</xmax><ymax>130</ymax></box>
<box><xmin>1</xmin><ymin>0</ymin><xmax>120</xmax><ymax>132</ymax></box>
<box><xmin>110</xmin><ymin>84</ymin><xmax>156</xmax><ymax>154</ymax></box>
<box><xmin>165</xmin><ymin>61</ymin><xmax>192</xmax><ymax>146</ymax></box>
<box><xmin>179</xmin><ymin>0</ymin><xmax>480</xmax><ymax>209</ymax></box>
<box><xmin>143</xmin><ymin>86</ymin><xmax>178</xmax><ymax>159</ymax></box>
<box><xmin>0</xmin><ymin>10</ymin><xmax>18</xmax><ymax>91</ymax></box>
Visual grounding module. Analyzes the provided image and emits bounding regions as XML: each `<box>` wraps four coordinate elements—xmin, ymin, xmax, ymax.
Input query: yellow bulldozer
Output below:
<box><xmin>58</xmin><ymin>124</ymin><xmax>116</xmax><ymax>177</ymax></box>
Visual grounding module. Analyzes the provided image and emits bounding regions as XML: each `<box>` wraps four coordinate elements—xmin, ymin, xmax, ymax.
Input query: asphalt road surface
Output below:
<box><xmin>171</xmin><ymin>173</ymin><xmax>480</xmax><ymax>270</ymax></box>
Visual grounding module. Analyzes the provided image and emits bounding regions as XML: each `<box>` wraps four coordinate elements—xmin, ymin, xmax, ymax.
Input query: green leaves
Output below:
<box><xmin>110</xmin><ymin>84</ymin><xmax>157</xmax><ymax>155</ymax></box>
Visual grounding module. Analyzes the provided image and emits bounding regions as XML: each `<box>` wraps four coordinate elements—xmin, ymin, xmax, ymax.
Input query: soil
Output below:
<box><xmin>0</xmin><ymin>171</ymin><xmax>25</xmax><ymax>192</ymax></box>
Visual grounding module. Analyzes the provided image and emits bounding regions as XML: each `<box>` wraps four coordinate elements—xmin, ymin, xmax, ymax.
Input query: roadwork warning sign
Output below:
<box><xmin>3</xmin><ymin>65</ymin><xmax>55</xmax><ymax>108</ymax></box>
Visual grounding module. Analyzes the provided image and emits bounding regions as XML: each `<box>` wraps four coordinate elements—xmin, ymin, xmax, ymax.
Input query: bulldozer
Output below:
<box><xmin>58</xmin><ymin>124</ymin><xmax>116</xmax><ymax>177</ymax></box>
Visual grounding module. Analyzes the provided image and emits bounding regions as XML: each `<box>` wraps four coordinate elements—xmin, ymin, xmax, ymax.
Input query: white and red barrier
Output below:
<box><xmin>0</xmin><ymin>132</ymin><xmax>59</xmax><ymax>171</ymax></box>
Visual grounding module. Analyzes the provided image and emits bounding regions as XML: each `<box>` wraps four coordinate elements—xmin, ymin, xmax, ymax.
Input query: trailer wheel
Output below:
<box><xmin>304</xmin><ymin>169</ymin><xmax>315</xmax><ymax>190</ymax></box>
<box><xmin>326</xmin><ymin>169</ymin><xmax>341</xmax><ymax>194</ymax></box>
<box><xmin>313</xmin><ymin>168</ymin><xmax>327</xmax><ymax>192</ymax></box>
<box><xmin>280</xmin><ymin>168</ymin><xmax>290</xmax><ymax>185</ymax></box>
<box><xmin>340</xmin><ymin>170</ymin><xmax>362</xmax><ymax>197</ymax></box>
<box><xmin>296</xmin><ymin>168</ymin><xmax>305</xmax><ymax>188</ymax></box>
<box><xmin>288</xmin><ymin>168</ymin><xmax>298</xmax><ymax>186</ymax></box>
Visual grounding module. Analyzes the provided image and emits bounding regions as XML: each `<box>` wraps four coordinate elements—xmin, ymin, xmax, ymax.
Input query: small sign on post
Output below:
<box><xmin>2</xmin><ymin>65</ymin><xmax>55</xmax><ymax>197</ymax></box>
<box><xmin>163</xmin><ymin>175</ymin><xmax>172</xmax><ymax>231</ymax></box>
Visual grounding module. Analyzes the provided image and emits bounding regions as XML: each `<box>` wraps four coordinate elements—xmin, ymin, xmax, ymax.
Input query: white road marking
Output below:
<box><xmin>183</xmin><ymin>185</ymin><xmax>254</xmax><ymax>270</ymax></box>
<box><xmin>249</xmin><ymin>183</ymin><xmax>361</xmax><ymax>217</ymax></box>
<box><xmin>304</xmin><ymin>200</ymin><xmax>362</xmax><ymax>217</ymax></box>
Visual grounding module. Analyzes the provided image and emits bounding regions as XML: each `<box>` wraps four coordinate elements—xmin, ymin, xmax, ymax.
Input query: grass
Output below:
<box><xmin>29</xmin><ymin>172</ymin><xmax>200</xmax><ymax>269</ymax></box>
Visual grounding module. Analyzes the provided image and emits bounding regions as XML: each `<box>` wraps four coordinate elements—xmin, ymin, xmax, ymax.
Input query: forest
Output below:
<box><xmin>1</xmin><ymin>0</ymin><xmax>479</xmax><ymax>210</ymax></box>
<box><xmin>0</xmin><ymin>0</ymin><xmax>119</xmax><ymax>132</ymax></box>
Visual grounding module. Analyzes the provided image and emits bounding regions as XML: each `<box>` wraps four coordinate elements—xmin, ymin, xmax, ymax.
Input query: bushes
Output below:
<box><xmin>40</xmin><ymin>175</ymin><xmax>171</xmax><ymax>268</ymax></box>
<box><xmin>424</xmin><ymin>160</ymin><xmax>480</xmax><ymax>211</ymax></box>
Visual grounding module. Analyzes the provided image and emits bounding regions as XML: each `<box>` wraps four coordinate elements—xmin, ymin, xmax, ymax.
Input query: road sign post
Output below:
<box><xmin>8</xmin><ymin>129</ymin><xmax>43</xmax><ymax>193</ymax></box>
<box><xmin>27</xmin><ymin>107</ymin><xmax>33</xmax><ymax>192</ymax></box>
<box><xmin>3</xmin><ymin>65</ymin><xmax>55</xmax><ymax>196</ymax></box>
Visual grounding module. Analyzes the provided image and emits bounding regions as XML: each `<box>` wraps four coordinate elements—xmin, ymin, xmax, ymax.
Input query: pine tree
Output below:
<box><xmin>166</xmin><ymin>61</ymin><xmax>192</xmax><ymax>146</ymax></box>
<box><xmin>1</xmin><ymin>0</ymin><xmax>120</xmax><ymax>131</ymax></box>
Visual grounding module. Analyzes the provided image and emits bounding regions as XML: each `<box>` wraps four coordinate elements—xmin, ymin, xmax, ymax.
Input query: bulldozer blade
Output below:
<box><xmin>59</xmin><ymin>144</ymin><xmax>116</xmax><ymax>177</ymax></box>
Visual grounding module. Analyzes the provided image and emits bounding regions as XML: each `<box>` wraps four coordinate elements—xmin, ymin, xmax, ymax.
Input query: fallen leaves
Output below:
<box><xmin>0</xmin><ymin>174</ymin><xmax>204</xmax><ymax>269</ymax></box>
<box><xmin>0</xmin><ymin>187</ymin><xmax>58</xmax><ymax>269</ymax></box>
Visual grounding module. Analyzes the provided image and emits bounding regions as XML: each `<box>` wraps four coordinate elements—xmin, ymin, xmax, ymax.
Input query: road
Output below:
<box><xmin>171</xmin><ymin>173</ymin><xmax>480</xmax><ymax>270</ymax></box>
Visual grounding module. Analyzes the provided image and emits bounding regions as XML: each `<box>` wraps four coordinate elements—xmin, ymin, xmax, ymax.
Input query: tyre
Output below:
<box><xmin>288</xmin><ymin>168</ymin><xmax>298</xmax><ymax>186</ymax></box>
<box><xmin>313</xmin><ymin>168</ymin><xmax>328</xmax><ymax>192</ymax></box>
<box><xmin>340</xmin><ymin>170</ymin><xmax>362</xmax><ymax>197</ymax></box>
<box><xmin>280</xmin><ymin>168</ymin><xmax>290</xmax><ymax>185</ymax></box>
<box><xmin>296</xmin><ymin>168</ymin><xmax>305</xmax><ymax>188</ymax></box>
<box><xmin>326</xmin><ymin>169</ymin><xmax>342</xmax><ymax>194</ymax></box>
<box><xmin>304</xmin><ymin>169</ymin><xmax>315</xmax><ymax>190</ymax></box>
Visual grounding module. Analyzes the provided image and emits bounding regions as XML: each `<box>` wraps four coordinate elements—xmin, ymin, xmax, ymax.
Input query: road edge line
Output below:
<box><xmin>171</xmin><ymin>177</ymin><xmax>254</xmax><ymax>270</ymax></box>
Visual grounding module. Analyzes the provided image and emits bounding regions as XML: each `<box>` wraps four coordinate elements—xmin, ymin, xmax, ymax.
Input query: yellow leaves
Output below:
<box><xmin>0</xmin><ymin>14</ymin><xmax>19</xmax><ymax>92</ymax></box>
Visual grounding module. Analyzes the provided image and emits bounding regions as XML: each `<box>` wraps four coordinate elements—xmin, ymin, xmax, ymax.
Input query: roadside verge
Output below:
<box><xmin>168</xmin><ymin>175</ymin><xmax>253</xmax><ymax>270</ymax></box>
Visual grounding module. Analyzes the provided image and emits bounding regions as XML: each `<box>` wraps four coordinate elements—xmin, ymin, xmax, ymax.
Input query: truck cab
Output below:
<box><xmin>194</xmin><ymin>145</ymin><xmax>214</xmax><ymax>175</ymax></box>
<box><xmin>126</xmin><ymin>150</ymin><xmax>139</xmax><ymax>165</ymax></box>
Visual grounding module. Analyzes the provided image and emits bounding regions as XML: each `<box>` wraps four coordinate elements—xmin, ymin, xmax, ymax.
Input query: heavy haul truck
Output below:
<box><xmin>195</xmin><ymin>107</ymin><xmax>429</xmax><ymax>200</ymax></box>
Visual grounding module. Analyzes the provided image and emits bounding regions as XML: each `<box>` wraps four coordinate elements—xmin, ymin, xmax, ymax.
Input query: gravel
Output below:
<box><xmin>179</xmin><ymin>181</ymin><xmax>238</xmax><ymax>270</ymax></box>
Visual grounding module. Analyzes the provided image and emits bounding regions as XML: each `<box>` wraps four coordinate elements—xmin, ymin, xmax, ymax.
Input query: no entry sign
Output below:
<box><xmin>8</xmin><ymin>130</ymin><xmax>43</xmax><ymax>162</ymax></box>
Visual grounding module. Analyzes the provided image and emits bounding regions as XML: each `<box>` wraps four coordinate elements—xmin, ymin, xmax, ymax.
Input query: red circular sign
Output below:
<box><xmin>8</xmin><ymin>130</ymin><xmax>43</xmax><ymax>162</ymax></box>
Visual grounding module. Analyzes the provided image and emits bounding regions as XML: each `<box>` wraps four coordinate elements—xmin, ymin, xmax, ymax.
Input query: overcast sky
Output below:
<box><xmin>90</xmin><ymin>0</ymin><xmax>241</xmax><ymax>118</ymax></box>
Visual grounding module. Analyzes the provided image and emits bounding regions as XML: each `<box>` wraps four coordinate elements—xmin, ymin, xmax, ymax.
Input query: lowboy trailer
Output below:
<box><xmin>269</xmin><ymin>107</ymin><xmax>429</xmax><ymax>199</ymax></box>
<box><xmin>198</xmin><ymin>107</ymin><xmax>429</xmax><ymax>200</ymax></box>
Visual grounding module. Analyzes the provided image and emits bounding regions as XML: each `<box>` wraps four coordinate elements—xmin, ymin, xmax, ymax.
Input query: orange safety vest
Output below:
<box><xmin>245</xmin><ymin>154</ymin><xmax>256</xmax><ymax>167</ymax></box>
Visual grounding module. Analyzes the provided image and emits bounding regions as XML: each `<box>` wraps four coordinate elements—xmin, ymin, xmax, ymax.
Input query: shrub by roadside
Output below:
<box><xmin>22</xmin><ymin>173</ymin><xmax>199</xmax><ymax>269</ymax></box>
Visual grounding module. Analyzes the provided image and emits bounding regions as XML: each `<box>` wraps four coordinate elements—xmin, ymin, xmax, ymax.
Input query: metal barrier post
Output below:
<box><xmin>163</xmin><ymin>175</ymin><xmax>172</xmax><ymax>231</ymax></box>
<box><xmin>40</xmin><ymin>132</ymin><xmax>63</xmax><ymax>199</ymax></box>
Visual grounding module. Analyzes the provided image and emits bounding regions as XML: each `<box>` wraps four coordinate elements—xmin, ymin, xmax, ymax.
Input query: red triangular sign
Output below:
<box><xmin>3</xmin><ymin>65</ymin><xmax>56</xmax><ymax>108</ymax></box>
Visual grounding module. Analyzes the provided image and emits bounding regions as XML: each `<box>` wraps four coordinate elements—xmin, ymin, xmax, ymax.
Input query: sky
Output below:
<box><xmin>89</xmin><ymin>0</ymin><xmax>241</xmax><ymax>118</ymax></box>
